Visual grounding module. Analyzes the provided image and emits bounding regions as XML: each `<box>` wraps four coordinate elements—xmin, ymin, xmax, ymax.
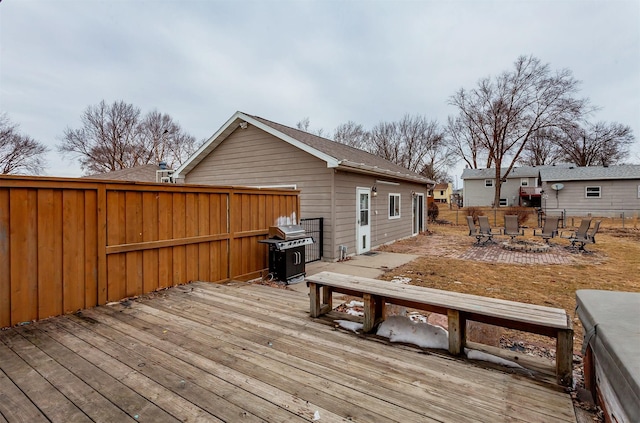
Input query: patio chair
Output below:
<box><xmin>533</xmin><ymin>216</ymin><xmax>560</xmax><ymax>244</ymax></box>
<box><xmin>478</xmin><ymin>216</ymin><xmax>501</xmax><ymax>244</ymax></box>
<box><xmin>569</xmin><ymin>220</ymin><xmax>601</xmax><ymax>251</ymax></box>
<box><xmin>466</xmin><ymin>216</ymin><xmax>484</xmax><ymax>245</ymax></box>
<box><xmin>503</xmin><ymin>215</ymin><xmax>524</xmax><ymax>242</ymax></box>
<box><xmin>561</xmin><ymin>219</ymin><xmax>592</xmax><ymax>245</ymax></box>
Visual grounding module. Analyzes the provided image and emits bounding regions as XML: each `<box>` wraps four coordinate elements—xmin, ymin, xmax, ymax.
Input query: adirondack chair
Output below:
<box><xmin>478</xmin><ymin>216</ymin><xmax>501</xmax><ymax>244</ymax></box>
<box><xmin>533</xmin><ymin>216</ymin><xmax>561</xmax><ymax>244</ymax></box>
<box><xmin>466</xmin><ymin>216</ymin><xmax>484</xmax><ymax>245</ymax></box>
<box><xmin>570</xmin><ymin>220</ymin><xmax>601</xmax><ymax>251</ymax></box>
<box><xmin>503</xmin><ymin>215</ymin><xmax>524</xmax><ymax>241</ymax></box>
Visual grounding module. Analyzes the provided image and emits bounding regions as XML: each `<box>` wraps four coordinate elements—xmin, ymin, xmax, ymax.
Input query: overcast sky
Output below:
<box><xmin>1</xmin><ymin>0</ymin><xmax>639</xmax><ymax>183</ymax></box>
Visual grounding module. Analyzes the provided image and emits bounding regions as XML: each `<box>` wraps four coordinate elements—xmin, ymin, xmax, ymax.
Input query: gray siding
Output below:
<box><xmin>542</xmin><ymin>179</ymin><xmax>640</xmax><ymax>217</ymax></box>
<box><xmin>185</xmin><ymin>125</ymin><xmax>336</xmax><ymax>258</ymax></box>
<box><xmin>464</xmin><ymin>176</ymin><xmax>539</xmax><ymax>207</ymax></box>
<box><xmin>334</xmin><ymin>171</ymin><xmax>427</xmax><ymax>257</ymax></box>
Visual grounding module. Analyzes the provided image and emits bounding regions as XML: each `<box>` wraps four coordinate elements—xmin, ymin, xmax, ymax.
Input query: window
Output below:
<box><xmin>585</xmin><ymin>186</ymin><xmax>601</xmax><ymax>198</ymax></box>
<box><xmin>389</xmin><ymin>194</ymin><xmax>401</xmax><ymax>219</ymax></box>
<box><xmin>521</xmin><ymin>178</ymin><xmax>529</xmax><ymax>187</ymax></box>
<box><xmin>440</xmin><ymin>190</ymin><xmax>445</xmax><ymax>196</ymax></box>
<box><xmin>499</xmin><ymin>198</ymin><xmax>508</xmax><ymax>206</ymax></box>
<box><xmin>485</xmin><ymin>179</ymin><xmax>493</xmax><ymax>187</ymax></box>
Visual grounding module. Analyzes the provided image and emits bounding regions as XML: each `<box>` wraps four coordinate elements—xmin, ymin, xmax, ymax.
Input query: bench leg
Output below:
<box><xmin>556</xmin><ymin>328</ymin><xmax>574</xmax><ymax>386</ymax></box>
<box><xmin>309</xmin><ymin>282</ymin><xmax>321</xmax><ymax>317</ymax></box>
<box><xmin>447</xmin><ymin>309</ymin><xmax>466</xmax><ymax>355</ymax></box>
<box><xmin>308</xmin><ymin>282</ymin><xmax>332</xmax><ymax>318</ymax></box>
<box><xmin>363</xmin><ymin>294</ymin><xmax>385</xmax><ymax>333</ymax></box>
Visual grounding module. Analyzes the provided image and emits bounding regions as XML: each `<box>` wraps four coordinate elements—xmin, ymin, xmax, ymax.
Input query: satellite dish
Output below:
<box><xmin>550</xmin><ymin>183</ymin><xmax>564</xmax><ymax>191</ymax></box>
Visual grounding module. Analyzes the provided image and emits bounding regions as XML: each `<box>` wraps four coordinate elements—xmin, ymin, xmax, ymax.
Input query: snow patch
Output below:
<box><xmin>334</xmin><ymin>320</ymin><xmax>363</xmax><ymax>333</ymax></box>
<box><xmin>390</xmin><ymin>276</ymin><xmax>412</xmax><ymax>284</ymax></box>
<box><xmin>464</xmin><ymin>348</ymin><xmax>523</xmax><ymax>369</ymax></box>
<box><xmin>376</xmin><ymin>315</ymin><xmax>449</xmax><ymax>349</ymax></box>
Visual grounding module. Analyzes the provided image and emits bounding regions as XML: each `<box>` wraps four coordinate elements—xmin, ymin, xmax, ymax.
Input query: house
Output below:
<box><xmin>433</xmin><ymin>182</ymin><xmax>452</xmax><ymax>204</ymax></box>
<box><xmin>175</xmin><ymin>111</ymin><xmax>434</xmax><ymax>261</ymax></box>
<box><xmin>461</xmin><ymin>164</ymin><xmax>640</xmax><ymax>217</ymax></box>
<box><xmin>461</xmin><ymin>166</ymin><xmax>561</xmax><ymax>208</ymax></box>
<box><xmin>85</xmin><ymin>163</ymin><xmax>175</xmax><ymax>183</ymax></box>
<box><xmin>539</xmin><ymin>165</ymin><xmax>640</xmax><ymax>217</ymax></box>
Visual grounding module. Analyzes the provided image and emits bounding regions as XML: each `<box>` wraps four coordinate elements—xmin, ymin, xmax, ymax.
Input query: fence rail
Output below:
<box><xmin>450</xmin><ymin>206</ymin><xmax>639</xmax><ymax>228</ymax></box>
<box><xmin>0</xmin><ymin>175</ymin><xmax>300</xmax><ymax>327</ymax></box>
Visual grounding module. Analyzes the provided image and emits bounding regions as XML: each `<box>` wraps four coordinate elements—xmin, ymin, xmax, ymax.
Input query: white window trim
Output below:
<box><xmin>521</xmin><ymin>178</ymin><xmax>529</xmax><ymax>187</ymax></box>
<box><xmin>484</xmin><ymin>179</ymin><xmax>494</xmax><ymax>188</ymax></box>
<box><xmin>499</xmin><ymin>198</ymin><xmax>508</xmax><ymax>206</ymax></box>
<box><xmin>585</xmin><ymin>186</ymin><xmax>601</xmax><ymax>198</ymax></box>
<box><xmin>389</xmin><ymin>193</ymin><xmax>401</xmax><ymax>219</ymax></box>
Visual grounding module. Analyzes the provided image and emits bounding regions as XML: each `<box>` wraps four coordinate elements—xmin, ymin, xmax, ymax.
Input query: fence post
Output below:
<box><xmin>622</xmin><ymin>212</ymin><xmax>625</xmax><ymax>229</ymax></box>
<box><xmin>493</xmin><ymin>208</ymin><xmax>497</xmax><ymax>226</ymax></box>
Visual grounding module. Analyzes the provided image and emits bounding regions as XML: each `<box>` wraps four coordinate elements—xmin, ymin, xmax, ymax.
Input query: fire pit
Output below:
<box><xmin>501</xmin><ymin>240</ymin><xmax>550</xmax><ymax>253</ymax></box>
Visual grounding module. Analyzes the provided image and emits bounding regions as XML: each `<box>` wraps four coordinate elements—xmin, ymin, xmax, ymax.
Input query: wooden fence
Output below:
<box><xmin>0</xmin><ymin>175</ymin><xmax>300</xmax><ymax>328</ymax></box>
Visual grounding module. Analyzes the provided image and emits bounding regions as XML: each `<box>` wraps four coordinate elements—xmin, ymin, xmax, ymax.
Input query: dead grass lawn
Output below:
<box><xmin>378</xmin><ymin>208</ymin><xmax>640</xmax><ymax>353</ymax></box>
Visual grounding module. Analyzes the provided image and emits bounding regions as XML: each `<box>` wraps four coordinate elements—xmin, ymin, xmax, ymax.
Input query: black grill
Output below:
<box><xmin>258</xmin><ymin>224</ymin><xmax>314</xmax><ymax>284</ymax></box>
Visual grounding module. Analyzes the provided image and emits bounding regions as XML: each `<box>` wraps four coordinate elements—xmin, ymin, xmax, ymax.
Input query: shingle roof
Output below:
<box><xmin>461</xmin><ymin>164</ymin><xmax>640</xmax><ymax>182</ymax></box>
<box><xmin>176</xmin><ymin>111</ymin><xmax>434</xmax><ymax>185</ymax></box>
<box><xmin>540</xmin><ymin>164</ymin><xmax>640</xmax><ymax>182</ymax></box>
<box><xmin>460</xmin><ymin>165</ymin><xmax>569</xmax><ymax>180</ymax></box>
<box><xmin>85</xmin><ymin>164</ymin><xmax>161</xmax><ymax>182</ymax></box>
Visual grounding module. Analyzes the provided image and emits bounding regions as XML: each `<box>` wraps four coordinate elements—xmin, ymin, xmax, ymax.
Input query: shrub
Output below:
<box><xmin>504</xmin><ymin>206</ymin><xmax>530</xmax><ymax>226</ymax></box>
<box><xmin>427</xmin><ymin>202</ymin><xmax>439</xmax><ymax>222</ymax></box>
<box><xmin>465</xmin><ymin>206</ymin><xmax>484</xmax><ymax>223</ymax></box>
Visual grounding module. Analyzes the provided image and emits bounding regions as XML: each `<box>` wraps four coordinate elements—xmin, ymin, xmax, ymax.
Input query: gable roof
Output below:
<box><xmin>175</xmin><ymin>111</ymin><xmax>434</xmax><ymax>186</ymax></box>
<box><xmin>84</xmin><ymin>164</ymin><xmax>162</xmax><ymax>182</ymax></box>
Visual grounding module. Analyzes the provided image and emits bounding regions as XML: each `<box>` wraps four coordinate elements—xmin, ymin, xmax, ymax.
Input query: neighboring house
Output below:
<box><xmin>540</xmin><ymin>165</ymin><xmax>640</xmax><ymax>217</ymax></box>
<box><xmin>461</xmin><ymin>164</ymin><xmax>640</xmax><ymax>217</ymax></box>
<box><xmin>461</xmin><ymin>166</ymin><xmax>559</xmax><ymax>207</ymax></box>
<box><xmin>175</xmin><ymin>111</ymin><xmax>434</xmax><ymax>261</ymax></box>
<box><xmin>85</xmin><ymin>163</ymin><xmax>175</xmax><ymax>183</ymax></box>
<box><xmin>433</xmin><ymin>183</ymin><xmax>452</xmax><ymax>204</ymax></box>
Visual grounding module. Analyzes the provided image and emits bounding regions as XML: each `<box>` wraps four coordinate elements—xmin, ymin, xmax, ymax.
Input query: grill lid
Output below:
<box><xmin>268</xmin><ymin>224</ymin><xmax>305</xmax><ymax>240</ymax></box>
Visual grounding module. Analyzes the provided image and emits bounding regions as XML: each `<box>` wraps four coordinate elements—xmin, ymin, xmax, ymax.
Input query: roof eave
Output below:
<box><xmin>337</xmin><ymin>160</ymin><xmax>434</xmax><ymax>186</ymax></box>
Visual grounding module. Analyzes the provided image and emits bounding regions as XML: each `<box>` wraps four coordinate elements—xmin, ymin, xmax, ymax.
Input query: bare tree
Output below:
<box><xmin>448</xmin><ymin>55</ymin><xmax>587</xmax><ymax>206</ymax></box>
<box><xmin>0</xmin><ymin>113</ymin><xmax>48</xmax><ymax>175</ymax></box>
<box><xmin>138</xmin><ymin>110</ymin><xmax>197</xmax><ymax>168</ymax></box>
<box><xmin>518</xmin><ymin>129</ymin><xmax>563</xmax><ymax>166</ymax></box>
<box><xmin>370</xmin><ymin>121</ymin><xmax>403</xmax><ymax>165</ymax></box>
<box><xmin>333</xmin><ymin>121</ymin><xmax>369</xmax><ymax>149</ymax></box>
<box><xmin>553</xmin><ymin>121</ymin><xmax>635</xmax><ymax>166</ymax></box>
<box><xmin>445</xmin><ymin>115</ymin><xmax>488</xmax><ymax>169</ymax></box>
<box><xmin>369</xmin><ymin>114</ymin><xmax>451</xmax><ymax>179</ymax></box>
<box><xmin>58</xmin><ymin>100</ymin><xmax>197</xmax><ymax>174</ymax></box>
<box><xmin>296</xmin><ymin>117</ymin><xmax>328</xmax><ymax>138</ymax></box>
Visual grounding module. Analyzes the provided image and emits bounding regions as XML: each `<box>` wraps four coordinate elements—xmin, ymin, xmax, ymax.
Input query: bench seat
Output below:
<box><xmin>306</xmin><ymin>271</ymin><xmax>573</xmax><ymax>386</ymax></box>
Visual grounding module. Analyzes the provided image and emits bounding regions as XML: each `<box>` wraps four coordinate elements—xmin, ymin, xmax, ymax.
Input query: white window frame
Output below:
<box><xmin>499</xmin><ymin>198</ymin><xmax>508</xmax><ymax>206</ymax></box>
<box><xmin>388</xmin><ymin>193</ymin><xmax>401</xmax><ymax>219</ymax></box>
<box><xmin>585</xmin><ymin>186</ymin><xmax>601</xmax><ymax>198</ymax></box>
<box><xmin>484</xmin><ymin>179</ymin><xmax>494</xmax><ymax>188</ymax></box>
<box><xmin>521</xmin><ymin>178</ymin><xmax>529</xmax><ymax>187</ymax></box>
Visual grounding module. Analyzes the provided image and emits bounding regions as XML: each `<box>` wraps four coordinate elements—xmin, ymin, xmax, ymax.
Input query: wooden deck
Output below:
<box><xmin>0</xmin><ymin>281</ymin><xmax>577</xmax><ymax>422</ymax></box>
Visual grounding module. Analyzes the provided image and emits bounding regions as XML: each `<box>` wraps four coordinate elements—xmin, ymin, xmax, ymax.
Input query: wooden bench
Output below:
<box><xmin>306</xmin><ymin>271</ymin><xmax>574</xmax><ymax>386</ymax></box>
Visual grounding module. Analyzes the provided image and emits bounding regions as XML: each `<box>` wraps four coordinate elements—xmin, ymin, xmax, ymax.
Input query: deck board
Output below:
<box><xmin>0</xmin><ymin>281</ymin><xmax>577</xmax><ymax>423</ymax></box>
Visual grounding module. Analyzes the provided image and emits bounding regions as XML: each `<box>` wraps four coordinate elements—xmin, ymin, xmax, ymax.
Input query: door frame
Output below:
<box><xmin>412</xmin><ymin>193</ymin><xmax>425</xmax><ymax>235</ymax></box>
<box><xmin>356</xmin><ymin>187</ymin><xmax>371</xmax><ymax>254</ymax></box>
